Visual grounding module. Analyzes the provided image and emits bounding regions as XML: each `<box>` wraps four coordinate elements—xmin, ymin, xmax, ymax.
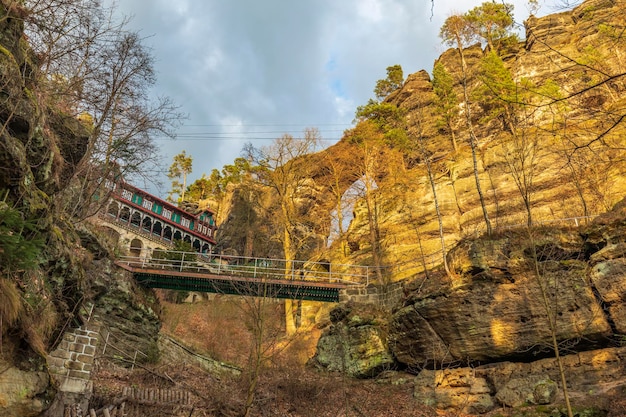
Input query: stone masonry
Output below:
<box><xmin>47</xmin><ymin>320</ymin><xmax>101</xmax><ymax>394</ymax></box>
<box><xmin>339</xmin><ymin>281</ymin><xmax>405</xmax><ymax>309</ymax></box>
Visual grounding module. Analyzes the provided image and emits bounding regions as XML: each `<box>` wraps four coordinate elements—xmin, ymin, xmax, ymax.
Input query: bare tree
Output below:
<box><xmin>476</xmin><ymin>50</ymin><xmax>542</xmax><ymax>227</ymax></box>
<box><xmin>244</xmin><ymin>129</ymin><xmax>322</xmax><ymax>335</ymax></box>
<box><xmin>17</xmin><ymin>0</ymin><xmax>181</xmax><ymax>218</ymax></box>
<box><xmin>343</xmin><ymin>120</ymin><xmax>396</xmax><ymax>286</ymax></box>
<box><xmin>524</xmin><ymin>229</ymin><xmax>577</xmax><ymax>417</ymax></box>
<box><xmin>319</xmin><ymin>145</ymin><xmax>360</xmax><ymax>255</ymax></box>
<box><xmin>440</xmin><ymin>15</ymin><xmax>493</xmax><ymax>235</ymax></box>
<box><xmin>409</xmin><ymin>96</ymin><xmax>452</xmax><ymax>278</ymax></box>
<box><xmin>237</xmin><ymin>286</ymin><xmax>285</xmax><ymax>417</ymax></box>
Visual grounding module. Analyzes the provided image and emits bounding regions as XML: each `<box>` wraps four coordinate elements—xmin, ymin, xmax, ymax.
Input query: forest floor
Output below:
<box><xmin>90</xmin><ymin>293</ymin><xmax>626</xmax><ymax>417</ymax></box>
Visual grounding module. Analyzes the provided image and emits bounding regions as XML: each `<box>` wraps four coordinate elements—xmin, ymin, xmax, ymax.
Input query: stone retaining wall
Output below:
<box><xmin>339</xmin><ymin>282</ymin><xmax>405</xmax><ymax>309</ymax></box>
<box><xmin>47</xmin><ymin>321</ymin><xmax>101</xmax><ymax>394</ymax></box>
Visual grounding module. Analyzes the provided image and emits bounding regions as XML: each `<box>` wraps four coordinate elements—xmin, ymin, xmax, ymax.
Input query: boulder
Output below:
<box><xmin>309</xmin><ymin>303</ymin><xmax>394</xmax><ymax>378</ymax></box>
<box><xmin>389</xmin><ymin>231</ymin><xmax>612</xmax><ymax>367</ymax></box>
<box><xmin>495</xmin><ymin>376</ymin><xmax>558</xmax><ymax>407</ymax></box>
<box><xmin>410</xmin><ymin>347</ymin><xmax>626</xmax><ymax>414</ymax></box>
<box><xmin>0</xmin><ymin>362</ymin><xmax>51</xmax><ymax>417</ymax></box>
<box><xmin>413</xmin><ymin>368</ymin><xmax>495</xmax><ymax>414</ymax></box>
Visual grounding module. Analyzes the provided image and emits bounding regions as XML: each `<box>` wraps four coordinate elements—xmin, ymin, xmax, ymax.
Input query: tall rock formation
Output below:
<box><xmin>311</xmin><ymin>0</ymin><xmax>626</xmax><ymax>411</ymax></box>
<box><xmin>303</xmin><ymin>0</ymin><xmax>626</xmax><ymax>282</ymax></box>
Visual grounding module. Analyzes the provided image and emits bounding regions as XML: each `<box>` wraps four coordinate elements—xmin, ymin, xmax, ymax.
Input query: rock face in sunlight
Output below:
<box><xmin>389</xmin><ymin>227</ymin><xmax>614</xmax><ymax>367</ymax></box>
<box><xmin>390</xmin><ymin>197</ymin><xmax>626</xmax><ymax>365</ymax></box>
<box><xmin>282</xmin><ymin>0</ymin><xmax>626</xmax><ymax>285</ymax></box>
<box><xmin>306</xmin><ymin>1</ymin><xmax>626</xmax><ymax>409</ymax></box>
<box><xmin>385</xmin><ymin>198</ymin><xmax>626</xmax><ymax>413</ymax></box>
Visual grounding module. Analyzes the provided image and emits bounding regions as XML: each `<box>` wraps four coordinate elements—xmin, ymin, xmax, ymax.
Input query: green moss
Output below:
<box><xmin>0</xmin><ymin>43</ymin><xmax>13</xmax><ymax>59</ymax></box>
<box><xmin>23</xmin><ymin>86</ymin><xmax>35</xmax><ymax>102</ymax></box>
<box><xmin>143</xmin><ymin>342</ymin><xmax>160</xmax><ymax>364</ymax></box>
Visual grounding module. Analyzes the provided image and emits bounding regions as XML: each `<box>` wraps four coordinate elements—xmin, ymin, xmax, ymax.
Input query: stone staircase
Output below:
<box><xmin>83</xmin><ymin>387</ymin><xmax>193</xmax><ymax>417</ymax></box>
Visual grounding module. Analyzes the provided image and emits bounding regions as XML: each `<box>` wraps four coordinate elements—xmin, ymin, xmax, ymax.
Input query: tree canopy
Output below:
<box><xmin>374</xmin><ymin>65</ymin><xmax>404</xmax><ymax>101</ymax></box>
<box><xmin>167</xmin><ymin>151</ymin><xmax>193</xmax><ymax>204</ymax></box>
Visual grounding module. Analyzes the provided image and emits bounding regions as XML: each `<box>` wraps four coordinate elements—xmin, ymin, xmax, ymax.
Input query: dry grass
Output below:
<box><xmin>92</xmin><ymin>358</ymin><xmax>470</xmax><ymax>417</ymax></box>
<box><xmin>158</xmin><ymin>293</ymin><xmax>302</xmax><ymax>367</ymax></box>
<box><xmin>0</xmin><ymin>277</ymin><xmax>22</xmax><ymax>328</ymax></box>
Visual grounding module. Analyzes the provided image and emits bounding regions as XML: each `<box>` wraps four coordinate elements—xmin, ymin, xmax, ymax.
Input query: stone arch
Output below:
<box><xmin>163</xmin><ymin>226</ymin><xmax>173</xmax><ymax>241</ymax></box>
<box><xmin>120</xmin><ymin>206</ymin><xmax>131</xmax><ymax>222</ymax></box>
<box><xmin>173</xmin><ymin>230</ymin><xmax>182</xmax><ymax>241</ymax></box>
<box><xmin>183</xmin><ymin>235</ymin><xmax>191</xmax><ymax>244</ymax></box>
<box><xmin>192</xmin><ymin>239</ymin><xmax>201</xmax><ymax>251</ymax></box>
<box><xmin>101</xmin><ymin>226</ymin><xmax>120</xmax><ymax>245</ymax></box>
<box><xmin>201</xmin><ymin>243</ymin><xmax>211</xmax><ymax>254</ymax></box>
<box><xmin>130</xmin><ymin>211</ymin><xmax>141</xmax><ymax>227</ymax></box>
<box><xmin>130</xmin><ymin>238</ymin><xmax>143</xmax><ymax>257</ymax></box>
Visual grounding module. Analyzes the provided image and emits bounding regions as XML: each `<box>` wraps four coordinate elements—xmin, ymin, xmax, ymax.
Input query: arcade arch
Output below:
<box><xmin>130</xmin><ymin>238</ymin><xmax>143</xmax><ymax>257</ymax></box>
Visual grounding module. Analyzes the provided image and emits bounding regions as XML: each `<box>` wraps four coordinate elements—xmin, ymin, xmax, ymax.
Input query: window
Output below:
<box><xmin>142</xmin><ymin>200</ymin><xmax>153</xmax><ymax>211</ymax></box>
<box><xmin>162</xmin><ymin>209</ymin><xmax>172</xmax><ymax>220</ymax></box>
<box><xmin>121</xmin><ymin>189</ymin><xmax>133</xmax><ymax>201</ymax></box>
<box><xmin>181</xmin><ymin>218</ymin><xmax>190</xmax><ymax>228</ymax></box>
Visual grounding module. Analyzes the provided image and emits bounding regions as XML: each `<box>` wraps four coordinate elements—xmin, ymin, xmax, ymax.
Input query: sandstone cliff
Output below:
<box><xmin>312</xmin><ymin>197</ymin><xmax>626</xmax><ymax>413</ymax></box>
<box><xmin>308</xmin><ymin>0</ymin><xmax>626</xmax><ymax>412</ymax></box>
<box><xmin>309</xmin><ymin>0</ymin><xmax>626</xmax><ymax>278</ymax></box>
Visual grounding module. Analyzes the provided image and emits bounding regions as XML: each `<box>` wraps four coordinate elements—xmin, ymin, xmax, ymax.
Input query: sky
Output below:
<box><xmin>112</xmin><ymin>0</ymin><xmax>567</xmax><ymax>198</ymax></box>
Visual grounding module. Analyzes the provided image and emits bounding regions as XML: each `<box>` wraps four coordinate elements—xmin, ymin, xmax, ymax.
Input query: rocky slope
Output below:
<box><xmin>0</xmin><ymin>6</ymin><xmax>162</xmax><ymax>416</ymax></box>
<box><xmin>312</xmin><ymin>197</ymin><xmax>626</xmax><ymax>413</ymax></box>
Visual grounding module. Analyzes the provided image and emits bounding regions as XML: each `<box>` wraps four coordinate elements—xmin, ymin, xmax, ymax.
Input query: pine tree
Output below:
<box><xmin>167</xmin><ymin>151</ymin><xmax>193</xmax><ymax>204</ymax></box>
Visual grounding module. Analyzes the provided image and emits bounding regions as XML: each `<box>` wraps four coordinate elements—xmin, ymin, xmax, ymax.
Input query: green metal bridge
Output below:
<box><xmin>115</xmin><ymin>250</ymin><xmax>371</xmax><ymax>302</ymax></box>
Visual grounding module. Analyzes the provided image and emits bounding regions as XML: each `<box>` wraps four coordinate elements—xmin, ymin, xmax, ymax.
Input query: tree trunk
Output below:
<box><xmin>457</xmin><ymin>46</ymin><xmax>492</xmax><ymax>236</ymax></box>
<box><xmin>283</xmin><ymin>227</ymin><xmax>297</xmax><ymax>335</ymax></box>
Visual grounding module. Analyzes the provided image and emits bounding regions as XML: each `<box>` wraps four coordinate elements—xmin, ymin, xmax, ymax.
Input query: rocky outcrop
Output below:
<box><xmin>388</xmin><ymin>229</ymin><xmax>613</xmax><ymax>367</ymax></box>
<box><xmin>89</xmin><ymin>255</ymin><xmax>161</xmax><ymax>361</ymax></box>
<box><xmin>389</xmin><ymin>196</ymin><xmax>626</xmax><ymax>368</ymax></box>
<box><xmin>309</xmin><ymin>303</ymin><xmax>394</xmax><ymax>378</ymax></box>
<box><xmin>0</xmin><ymin>5</ymin><xmax>163</xmax><ymax>415</ymax></box>
<box><xmin>311</xmin><ymin>197</ymin><xmax>626</xmax><ymax>412</ymax></box>
<box><xmin>0</xmin><ymin>361</ymin><xmax>50</xmax><ymax>417</ymax></box>
<box><xmin>413</xmin><ymin>346</ymin><xmax>626</xmax><ymax>414</ymax></box>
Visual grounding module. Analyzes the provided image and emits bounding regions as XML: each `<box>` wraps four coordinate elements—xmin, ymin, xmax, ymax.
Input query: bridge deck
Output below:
<box><xmin>116</xmin><ymin>261</ymin><xmax>352</xmax><ymax>302</ymax></box>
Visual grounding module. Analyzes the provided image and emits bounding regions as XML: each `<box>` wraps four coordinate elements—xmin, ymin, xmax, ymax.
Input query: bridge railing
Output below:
<box><xmin>116</xmin><ymin>250</ymin><xmax>369</xmax><ymax>286</ymax></box>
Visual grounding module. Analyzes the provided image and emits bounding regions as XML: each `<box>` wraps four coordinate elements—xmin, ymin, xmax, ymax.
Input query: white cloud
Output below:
<box><xmin>112</xmin><ymin>0</ymin><xmax>564</xmax><ymax>197</ymax></box>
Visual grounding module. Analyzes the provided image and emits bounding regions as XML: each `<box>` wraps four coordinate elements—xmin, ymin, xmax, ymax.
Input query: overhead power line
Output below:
<box><xmin>154</xmin><ymin>136</ymin><xmax>344</xmax><ymax>142</ymax></box>
<box><xmin>181</xmin><ymin>123</ymin><xmax>353</xmax><ymax>127</ymax></box>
